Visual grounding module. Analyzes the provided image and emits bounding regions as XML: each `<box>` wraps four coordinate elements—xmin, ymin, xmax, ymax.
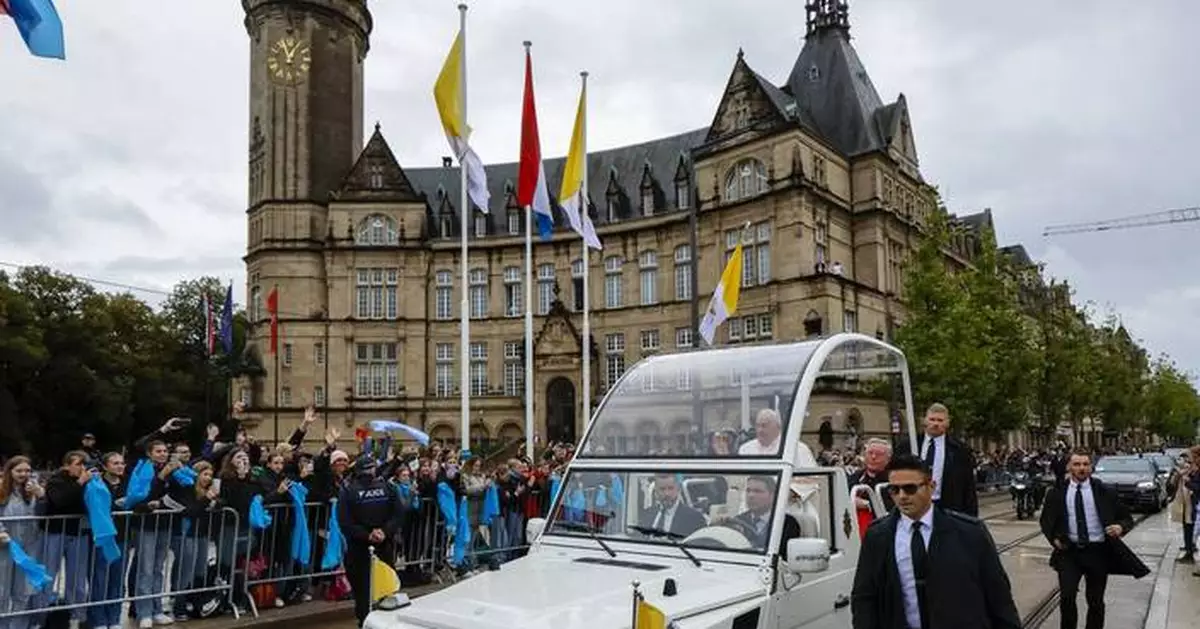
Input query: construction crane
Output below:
<box><xmin>1043</xmin><ymin>207</ymin><xmax>1200</xmax><ymax>237</ymax></box>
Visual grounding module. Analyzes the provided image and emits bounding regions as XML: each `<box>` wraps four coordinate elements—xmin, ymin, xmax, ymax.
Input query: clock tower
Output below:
<box><xmin>241</xmin><ymin>0</ymin><xmax>372</xmax><ymax>433</ymax></box>
<box><xmin>243</xmin><ymin>0</ymin><xmax>371</xmax><ymax>205</ymax></box>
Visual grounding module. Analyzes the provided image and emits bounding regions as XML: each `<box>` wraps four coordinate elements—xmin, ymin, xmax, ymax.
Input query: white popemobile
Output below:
<box><xmin>365</xmin><ymin>333</ymin><xmax>919</xmax><ymax>629</ymax></box>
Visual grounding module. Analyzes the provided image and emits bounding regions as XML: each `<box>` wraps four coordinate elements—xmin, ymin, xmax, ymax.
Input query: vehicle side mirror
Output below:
<box><xmin>527</xmin><ymin>517</ymin><xmax>546</xmax><ymax>541</ymax></box>
<box><xmin>785</xmin><ymin>537</ymin><xmax>830</xmax><ymax>574</ymax></box>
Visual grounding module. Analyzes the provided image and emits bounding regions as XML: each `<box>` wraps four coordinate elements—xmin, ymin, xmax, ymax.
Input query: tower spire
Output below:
<box><xmin>805</xmin><ymin>0</ymin><xmax>850</xmax><ymax>37</ymax></box>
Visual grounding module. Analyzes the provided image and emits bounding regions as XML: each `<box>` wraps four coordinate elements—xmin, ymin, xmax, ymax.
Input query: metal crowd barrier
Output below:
<box><xmin>0</xmin><ymin>488</ymin><xmax>555</xmax><ymax>623</ymax></box>
<box><xmin>0</xmin><ymin>507</ymin><xmax>244</xmax><ymax>624</ymax></box>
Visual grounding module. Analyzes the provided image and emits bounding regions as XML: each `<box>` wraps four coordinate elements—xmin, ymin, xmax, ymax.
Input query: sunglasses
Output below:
<box><xmin>886</xmin><ymin>483</ymin><xmax>926</xmax><ymax>496</ymax></box>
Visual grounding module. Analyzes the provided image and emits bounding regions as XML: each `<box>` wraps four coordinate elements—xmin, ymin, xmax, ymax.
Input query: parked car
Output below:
<box><xmin>1093</xmin><ymin>456</ymin><xmax>1168</xmax><ymax>512</ymax></box>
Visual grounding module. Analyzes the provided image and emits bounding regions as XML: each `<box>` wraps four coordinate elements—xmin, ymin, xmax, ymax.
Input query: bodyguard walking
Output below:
<box><xmin>337</xmin><ymin>455</ymin><xmax>404</xmax><ymax>627</ymax></box>
<box><xmin>895</xmin><ymin>403</ymin><xmax>979</xmax><ymax>516</ymax></box>
<box><xmin>1039</xmin><ymin>448</ymin><xmax>1149</xmax><ymax>629</ymax></box>
<box><xmin>851</xmin><ymin>454</ymin><xmax>1020</xmax><ymax>629</ymax></box>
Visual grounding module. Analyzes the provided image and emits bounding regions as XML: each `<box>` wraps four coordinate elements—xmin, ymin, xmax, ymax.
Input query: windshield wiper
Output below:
<box><xmin>627</xmin><ymin>525</ymin><xmax>701</xmax><ymax>567</ymax></box>
<box><xmin>556</xmin><ymin>520</ymin><xmax>617</xmax><ymax>558</ymax></box>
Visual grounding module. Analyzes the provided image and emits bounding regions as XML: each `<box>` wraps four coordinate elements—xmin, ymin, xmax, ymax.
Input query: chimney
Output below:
<box><xmin>442</xmin><ymin>156</ymin><xmax>453</xmax><ymax>168</ymax></box>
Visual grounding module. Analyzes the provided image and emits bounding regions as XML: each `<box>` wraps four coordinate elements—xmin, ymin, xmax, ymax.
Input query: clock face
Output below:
<box><xmin>266</xmin><ymin>36</ymin><xmax>311</xmax><ymax>85</ymax></box>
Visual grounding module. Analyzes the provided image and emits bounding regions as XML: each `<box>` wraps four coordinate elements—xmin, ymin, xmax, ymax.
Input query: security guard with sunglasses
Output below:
<box><xmin>851</xmin><ymin>454</ymin><xmax>1020</xmax><ymax>629</ymax></box>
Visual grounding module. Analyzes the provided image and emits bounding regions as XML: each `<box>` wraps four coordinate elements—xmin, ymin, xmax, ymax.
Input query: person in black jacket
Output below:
<box><xmin>40</xmin><ymin>451</ymin><xmax>94</xmax><ymax>626</ymax></box>
<box><xmin>337</xmin><ymin>456</ymin><xmax>403</xmax><ymax>627</ymax></box>
<box><xmin>1039</xmin><ymin>449</ymin><xmax>1149</xmax><ymax>629</ymax></box>
<box><xmin>894</xmin><ymin>403</ymin><xmax>979</xmax><ymax>516</ymax></box>
<box><xmin>851</xmin><ymin>454</ymin><xmax>1020</xmax><ymax>629</ymax></box>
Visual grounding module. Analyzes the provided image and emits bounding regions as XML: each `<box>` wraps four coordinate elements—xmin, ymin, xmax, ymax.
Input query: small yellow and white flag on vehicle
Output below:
<box><xmin>635</xmin><ymin>597</ymin><xmax>668</xmax><ymax>629</ymax></box>
<box><xmin>370</xmin><ymin>555</ymin><xmax>402</xmax><ymax>602</ymax></box>
<box><xmin>698</xmin><ymin>234</ymin><xmax>745</xmax><ymax>346</ymax></box>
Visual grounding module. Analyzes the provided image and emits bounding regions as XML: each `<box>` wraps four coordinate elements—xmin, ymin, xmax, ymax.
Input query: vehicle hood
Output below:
<box><xmin>370</xmin><ymin>548</ymin><xmax>767</xmax><ymax>629</ymax></box>
<box><xmin>1093</xmin><ymin>472</ymin><xmax>1153</xmax><ymax>484</ymax></box>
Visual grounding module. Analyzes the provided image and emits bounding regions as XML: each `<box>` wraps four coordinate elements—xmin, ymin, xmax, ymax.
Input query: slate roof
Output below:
<box><xmin>404</xmin><ymin>128</ymin><xmax>710</xmax><ymax>237</ymax></box>
<box><xmin>999</xmin><ymin>244</ymin><xmax>1035</xmax><ymax>267</ymax></box>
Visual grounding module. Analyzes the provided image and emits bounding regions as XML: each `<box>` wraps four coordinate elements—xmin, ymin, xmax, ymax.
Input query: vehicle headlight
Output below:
<box><xmin>1013</xmin><ymin>484</ymin><xmax>1026</xmax><ymax>490</ymax></box>
<box><xmin>1136</xmin><ymin>481</ymin><xmax>1155</xmax><ymax>490</ymax></box>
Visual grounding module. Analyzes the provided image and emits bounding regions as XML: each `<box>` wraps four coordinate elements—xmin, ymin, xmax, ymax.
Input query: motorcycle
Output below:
<box><xmin>1010</xmin><ymin>471</ymin><xmax>1037</xmax><ymax>520</ymax></box>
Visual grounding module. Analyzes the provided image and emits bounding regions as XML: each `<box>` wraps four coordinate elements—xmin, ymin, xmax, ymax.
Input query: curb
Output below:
<box><xmin>1143</xmin><ymin>539</ymin><xmax>1176</xmax><ymax>629</ymax></box>
<box><xmin>203</xmin><ymin>584</ymin><xmax>446</xmax><ymax>629</ymax></box>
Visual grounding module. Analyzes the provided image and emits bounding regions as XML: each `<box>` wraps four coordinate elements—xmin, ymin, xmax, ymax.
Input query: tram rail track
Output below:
<box><xmin>1016</xmin><ymin>513</ymin><xmax>1151</xmax><ymax>628</ymax></box>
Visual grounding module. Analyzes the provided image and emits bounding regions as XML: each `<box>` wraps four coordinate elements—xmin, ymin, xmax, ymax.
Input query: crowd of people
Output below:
<box><xmin>0</xmin><ymin>404</ymin><xmax>575</xmax><ymax>629</ymax></box>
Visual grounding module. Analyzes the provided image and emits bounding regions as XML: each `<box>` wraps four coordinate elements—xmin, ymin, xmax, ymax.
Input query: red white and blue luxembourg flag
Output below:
<box><xmin>2</xmin><ymin>0</ymin><xmax>65</xmax><ymax>60</ymax></box>
<box><xmin>202</xmin><ymin>293</ymin><xmax>217</xmax><ymax>357</ymax></box>
<box><xmin>516</xmin><ymin>45</ymin><xmax>554</xmax><ymax>240</ymax></box>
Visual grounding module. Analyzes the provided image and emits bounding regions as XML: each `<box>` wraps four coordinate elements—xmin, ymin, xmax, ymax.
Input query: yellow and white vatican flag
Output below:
<box><xmin>698</xmin><ymin>235</ymin><xmax>745</xmax><ymax>346</ymax></box>
<box><xmin>557</xmin><ymin>75</ymin><xmax>602</xmax><ymax>250</ymax></box>
<box><xmin>433</xmin><ymin>16</ymin><xmax>490</xmax><ymax>213</ymax></box>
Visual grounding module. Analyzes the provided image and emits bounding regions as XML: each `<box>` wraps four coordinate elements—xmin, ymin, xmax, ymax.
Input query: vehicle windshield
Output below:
<box><xmin>577</xmin><ymin>341</ymin><xmax>823</xmax><ymax>459</ymax></box>
<box><xmin>1149</xmin><ymin>455</ymin><xmax>1174</xmax><ymax>471</ymax></box>
<box><xmin>544</xmin><ymin>469</ymin><xmax>785</xmax><ymax>555</ymax></box>
<box><xmin>1094</xmin><ymin>458</ymin><xmax>1154</xmax><ymax>473</ymax></box>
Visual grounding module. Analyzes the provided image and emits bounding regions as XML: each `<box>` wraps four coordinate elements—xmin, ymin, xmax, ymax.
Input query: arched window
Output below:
<box><xmin>723</xmin><ymin>158</ymin><xmax>768</xmax><ymax>202</ymax></box>
<box><xmin>355</xmin><ymin>214</ymin><xmax>398</xmax><ymax>246</ymax></box>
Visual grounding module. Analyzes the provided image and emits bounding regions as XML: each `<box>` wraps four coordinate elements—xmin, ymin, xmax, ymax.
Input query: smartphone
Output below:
<box><xmin>211</xmin><ymin>478</ymin><xmax>222</xmax><ymax>494</ymax></box>
<box><xmin>175</xmin><ymin>417</ymin><xmax>193</xmax><ymax>427</ymax></box>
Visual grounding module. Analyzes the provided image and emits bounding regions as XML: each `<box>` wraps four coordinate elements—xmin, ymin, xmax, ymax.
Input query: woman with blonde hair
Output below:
<box><xmin>0</xmin><ymin>456</ymin><xmax>44</xmax><ymax>629</ymax></box>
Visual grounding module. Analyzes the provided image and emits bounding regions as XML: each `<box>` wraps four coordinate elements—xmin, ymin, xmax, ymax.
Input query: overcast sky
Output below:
<box><xmin>2</xmin><ymin>0</ymin><xmax>1198</xmax><ymax>374</ymax></box>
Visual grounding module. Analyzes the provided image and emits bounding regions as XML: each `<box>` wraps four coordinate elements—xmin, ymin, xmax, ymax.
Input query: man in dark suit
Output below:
<box><xmin>851</xmin><ymin>454</ymin><xmax>1020</xmax><ymax>629</ymax></box>
<box><xmin>639</xmin><ymin>474</ymin><xmax>706</xmax><ymax>538</ymax></box>
<box><xmin>730</xmin><ymin>475</ymin><xmax>801</xmax><ymax>553</ymax></box>
<box><xmin>895</xmin><ymin>403</ymin><xmax>978</xmax><ymax>516</ymax></box>
<box><xmin>1039</xmin><ymin>448</ymin><xmax>1150</xmax><ymax>629</ymax></box>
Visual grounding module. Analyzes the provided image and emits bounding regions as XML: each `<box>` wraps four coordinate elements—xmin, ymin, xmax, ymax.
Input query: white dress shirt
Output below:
<box><xmin>894</xmin><ymin>508</ymin><xmax>934</xmax><ymax>629</ymax></box>
<box><xmin>1066</xmin><ymin>481</ymin><xmax>1104</xmax><ymax>543</ymax></box>
<box><xmin>919</xmin><ymin>435</ymin><xmax>947</xmax><ymax>501</ymax></box>
<box><xmin>653</xmin><ymin>500</ymin><xmax>679</xmax><ymax>532</ymax></box>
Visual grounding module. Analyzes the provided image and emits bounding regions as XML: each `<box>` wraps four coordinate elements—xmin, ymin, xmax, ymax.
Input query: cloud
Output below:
<box><xmin>1</xmin><ymin>0</ymin><xmax>1199</xmax><ymax>375</ymax></box>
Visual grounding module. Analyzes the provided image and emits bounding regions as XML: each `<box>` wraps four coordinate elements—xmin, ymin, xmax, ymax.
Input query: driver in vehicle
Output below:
<box><xmin>639</xmin><ymin>473</ymin><xmax>706</xmax><ymax>538</ymax></box>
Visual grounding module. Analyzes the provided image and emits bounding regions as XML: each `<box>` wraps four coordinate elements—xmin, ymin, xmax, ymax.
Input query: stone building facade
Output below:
<box><xmin>236</xmin><ymin>0</ymin><xmax>995</xmax><ymax>451</ymax></box>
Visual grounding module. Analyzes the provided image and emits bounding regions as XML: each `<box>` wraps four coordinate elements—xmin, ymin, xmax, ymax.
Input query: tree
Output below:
<box><xmin>1091</xmin><ymin>315</ymin><xmax>1149</xmax><ymax>434</ymax></box>
<box><xmin>1142</xmin><ymin>357</ymin><xmax>1200</xmax><ymax>442</ymax></box>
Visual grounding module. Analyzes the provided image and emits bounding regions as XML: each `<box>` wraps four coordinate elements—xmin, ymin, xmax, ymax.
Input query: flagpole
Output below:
<box><xmin>456</xmin><ymin>3</ymin><xmax>471</xmax><ymax>454</ymax></box>
<box><xmin>579</xmin><ymin>71</ymin><xmax>592</xmax><ymax>433</ymax></box>
<box><xmin>523</xmin><ymin>41</ymin><xmax>537</xmax><ymax>459</ymax></box>
<box><xmin>227</xmin><ymin>280</ymin><xmax>235</xmax><ymax>430</ymax></box>
<box><xmin>273</xmin><ymin>283</ymin><xmax>280</xmax><ymax>444</ymax></box>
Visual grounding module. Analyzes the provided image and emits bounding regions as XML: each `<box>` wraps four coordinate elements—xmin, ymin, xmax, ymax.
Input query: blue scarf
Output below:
<box><xmin>320</xmin><ymin>498</ymin><xmax>344</xmax><ymax>570</ymax></box>
<box><xmin>565</xmin><ymin>487</ymin><xmax>587</xmax><ymax>522</ymax></box>
<box><xmin>451</xmin><ymin>496</ymin><xmax>469</xmax><ymax>566</ymax></box>
<box><xmin>481</xmin><ymin>484</ymin><xmax>500</xmax><ymax>525</ymax></box>
<box><xmin>249</xmin><ymin>494</ymin><xmax>272</xmax><ymax>529</ymax></box>
<box><xmin>172</xmin><ymin>466</ymin><xmax>197</xmax><ymax>487</ymax></box>
<box><xmin>550</xmin><ymin>475</ymin><xmax>562</xmax><ymax>506</ymax></box>
<box><xmin>288</xmin><ymin>483</ymin><xmax>311</xmax><ymax>565</ymax></box>
<box><xmin>436</xmin><ymin>481</ymin><xmax>457</xmax><ymax>531</ymax></box>
<box><xmin>84</xmin><ymin>477</ymin><xmax>120</xmax><ymax>564</ymax></box>
<box><xmin>124</xmin><ymin>459</ymin><xmax>155</xmax><ymax>508</ymax></box>
<box><xmin>8</xmin><ymin>539</ymin><xmax>53</xmax><ymax>593</ymax></box>
<box><xmin>394</xmin><ymin>482</ymin><xmax>412</xmax><ymax>508</ymax></box>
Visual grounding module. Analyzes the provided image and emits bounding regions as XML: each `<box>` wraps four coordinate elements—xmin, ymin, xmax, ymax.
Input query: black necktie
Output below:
<box><xmin>923</xmin><ymin>438</ymin><xmax>936</xmax><ymax>470</ymax></box>
<box><xmin>911</xmin><ymin>521</ymin><xmax>930</xmax><ymax>629</ymax></box>
<box><xmin>1073</xmin><ymin>484</ymin><xmax>1089</xmax><ymax>543</ymax></box>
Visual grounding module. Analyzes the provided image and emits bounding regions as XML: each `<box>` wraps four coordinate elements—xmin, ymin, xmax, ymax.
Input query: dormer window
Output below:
<box><xmin>675</xmin><ymin>181</ymin><xmax>690</xmax><ymax>210</ymax></box>
<box><xmin>474</xmin><ymin>213</ymin><xmax>488</xmax><ymax>238</ymax></box>
<box><xmin>606</xmin><ymin>195</ymin><xmax>618</xmax><ymax>223</ymax></box>
<box><xmin>440</xmin><ymin>215</ymin><xmax>453</xmax><ymax>239</ymax></box>
<box><xmin>641</xmin><ymin>188</ymin><xmax>654</xmax><ymax>217</ymax></box>
<box><xmin>507</xmin><ymin>210</ymin><xmax>520</xmax><ymax>235</ymax></box>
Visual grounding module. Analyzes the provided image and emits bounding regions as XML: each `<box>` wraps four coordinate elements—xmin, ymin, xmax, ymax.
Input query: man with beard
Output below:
<box><xmin>337</xmin><ymin>455</ymin><xmax>403</xmax><ymax>627</ymax></box>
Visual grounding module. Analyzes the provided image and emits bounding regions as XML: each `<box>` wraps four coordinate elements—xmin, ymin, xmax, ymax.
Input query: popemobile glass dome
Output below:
<box><xmin>576</xmin><ymin>334</ymin><xmax>910</xmax><ymax>460</ymax></box>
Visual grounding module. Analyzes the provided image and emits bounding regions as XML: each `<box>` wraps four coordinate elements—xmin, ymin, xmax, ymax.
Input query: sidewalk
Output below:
<box><xmin>1164</xmin><ymin>558</ymin><xmax>1200</xmax><ymax>629</ymax></box>
<box><xmin>188</xmin><ymin>583</ymin><xmax>446</xmax><ymax>629</ymax></box>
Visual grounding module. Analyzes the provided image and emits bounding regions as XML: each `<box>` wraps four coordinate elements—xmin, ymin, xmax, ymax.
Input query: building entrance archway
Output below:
<box><xmin>546</xmin><ymin>377</ymin><xmax>577</xmax><ymax>444</ymax></box>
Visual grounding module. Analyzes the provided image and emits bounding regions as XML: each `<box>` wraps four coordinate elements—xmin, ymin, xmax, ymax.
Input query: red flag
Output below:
<box><xmin>516</xmin><ymin>45</ymin><xmax>554</xmax><ymax>239</ymax></box>
<box><xmin>266</xmin><ymin>287</ymin><xmax>279</xmax><ymax>355</ymax></box>
<box><xmin>0</xmin><ymin>1</ymin><xmax>10</xmax><ymax>16</ymax></box>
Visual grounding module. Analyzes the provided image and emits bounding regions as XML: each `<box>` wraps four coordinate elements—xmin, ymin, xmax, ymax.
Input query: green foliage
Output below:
<box><xmin>0</xmin><ymin>267</ymin><xmax>250</xmax><ymax>464</ymax></box>
<box><xmin>894</xmin><ymin>197</ymin><xmax>1198</xmax><ymax>442</ymax></box>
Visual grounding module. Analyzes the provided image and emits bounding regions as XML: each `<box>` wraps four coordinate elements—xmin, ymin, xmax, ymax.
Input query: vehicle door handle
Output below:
<box><xmin>834</xmin><ymin>594</ymin><xmax>850</xmax><ymax>609</ymax></box>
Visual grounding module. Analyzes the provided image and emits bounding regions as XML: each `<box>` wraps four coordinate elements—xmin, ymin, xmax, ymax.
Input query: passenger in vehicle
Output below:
<box><xmin>732</xmin><ymin>476</ymin><xmax>800</xmax><ymax>552</ymax></box>
<box><xmin>639</xmin><ymin>474</ymin><xmax>706</xmax><ymax>538</ymax></box>
<box><xmin>708</xmin><ymin>429</ymin><xmax>736</xmax><ymax>456</ymax></box>
<box><xmin>738</xmin><ymin>409</ymin><xmax>782</xmax><ymax>455</ymax></box>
